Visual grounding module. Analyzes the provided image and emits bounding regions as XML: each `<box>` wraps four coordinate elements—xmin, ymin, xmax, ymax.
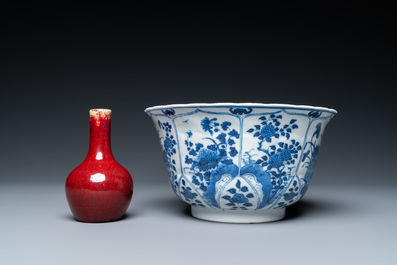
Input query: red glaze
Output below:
<box><xmin>66</xmin><ymin>109</ymin><xmax>133</xmax><ymax>222</ymax></box>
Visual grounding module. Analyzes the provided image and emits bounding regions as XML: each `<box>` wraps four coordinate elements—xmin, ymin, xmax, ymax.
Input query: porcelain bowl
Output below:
<box><xmin>145</xmin><ymin>103</ymin><xmax>337</xmax><ymax>223</ymax></box>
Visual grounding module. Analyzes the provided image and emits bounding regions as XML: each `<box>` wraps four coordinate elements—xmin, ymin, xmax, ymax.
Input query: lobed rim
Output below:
<box><xmin>145</xmin><ymin>103</ymin><xmax>337</xmax><ymax>114</ymax></box>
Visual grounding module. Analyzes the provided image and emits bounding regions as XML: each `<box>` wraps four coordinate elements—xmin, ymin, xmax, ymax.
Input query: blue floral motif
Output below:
<box><xmin>147</xmin><ymin>106</ymin><xmax>334</xmax><ymax>212</ymax></box>
<box><xmin>181</xmin><ymin>186</ymin><xmax>197</xmax><ymax>200</ymax></box>
<box><xmin>221</xmin><ymin>179</ymin><xmax>254</xmax><ymax>210</ymax></box>
<box><xmin>157</xmin><ymin>121</ymin><xmax>178</xmax><ymax>192</ymax></box>
<box><xmin>240</xmin><ymin>163</ymin><xmax>272</xmax><ymax>208</ymax></box>
<box><xmin>193</xmin><ymin>149</ymin><xmax>220</xmax><ymax>171</ymax></box>
<box><xmin>162</xmin><ymin>109</ymin><xmax>175</xmax><ymax>116</ymax></box>
<box><xmin>308</xmin><ymin>111</ymin><xmax>322</xmax><ymax>118</ymax></box>
<box><xmin>300</xmin><ymin>123</ymin><xmax>322</xmax><ymax>196</ymax></box>
<box><xmin>184</xmin><ymin>117</ymin><xmax>240</xmax><ymax>207</ymax></box>
<box><xmin>201</xmin><ymin>117</ymin><xmax>219</xmax><ymax>136</ymax></box>
<box><xmin>180</xmin><ymin>179</ymin><xmax>205</xmax><ymax>207</ymax></box>
<box><xmin>247</xmin><ymin>114</ymin><xmax>302</xmax><ymax>200</ymax></box>
<box><xmin>229</xmin><ymin>107</ymin><xmax>253</xmax><ymax>115</ymax></box>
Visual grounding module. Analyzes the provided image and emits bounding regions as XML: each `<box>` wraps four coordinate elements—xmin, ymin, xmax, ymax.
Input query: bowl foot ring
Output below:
<box><xmin>191</xmin><ymin>206</ymin><xmax>286</xmax><ymax>223</ymax></box>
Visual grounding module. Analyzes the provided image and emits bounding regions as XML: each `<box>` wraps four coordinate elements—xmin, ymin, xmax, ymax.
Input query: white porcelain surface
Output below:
<box><xmin>146</xmin><ymin>103</ymin><xmax>336</xmax><ymax>223</ymax></box>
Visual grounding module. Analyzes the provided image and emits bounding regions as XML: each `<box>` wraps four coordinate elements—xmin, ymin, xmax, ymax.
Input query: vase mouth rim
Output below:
<box><xmin>145</xmin><ymin>103</ymin><xmax>337</xmax><ymax>114</ymax></box>
<box><xmin>89</xmin><ymin>109</ymin><xmax>112</xmax><ymax>117</ymax></box>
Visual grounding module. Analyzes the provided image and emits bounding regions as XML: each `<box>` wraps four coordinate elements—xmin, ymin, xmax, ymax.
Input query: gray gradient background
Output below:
<box><xmin>1</xmin><ymin>3</ymin><xmax>396</xmax><ymax>265</ymax></box>
<box><xmin>1</xmin><ymin>4</ymin><xmax>396</xmax><ymax>186</ymax></box>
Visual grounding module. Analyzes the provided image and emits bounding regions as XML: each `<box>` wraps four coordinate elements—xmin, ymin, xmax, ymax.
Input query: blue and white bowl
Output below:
<box><xmin>145</xmin><ymin>103</ymin><xmax>337</xmax><ymax>223</ymax></box>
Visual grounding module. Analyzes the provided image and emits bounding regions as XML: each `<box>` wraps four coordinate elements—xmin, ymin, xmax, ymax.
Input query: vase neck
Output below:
<box><xmin>86</xmin><ymin>109</ymin><xmax>114</xmax><ymax>161</ymax></box>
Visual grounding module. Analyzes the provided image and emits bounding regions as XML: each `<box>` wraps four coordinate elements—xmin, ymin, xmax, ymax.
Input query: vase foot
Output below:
<box><xmin>191</xmin><ymin>206</ymin><xmax>286</xmax><ymax>223</ymax></box>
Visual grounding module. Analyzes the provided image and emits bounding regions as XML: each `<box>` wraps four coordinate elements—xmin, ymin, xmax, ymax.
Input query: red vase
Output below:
<box><xmin>66</xmin><ymin>109</ymin><xmax>133</xmax><ymax>222</ymax></box>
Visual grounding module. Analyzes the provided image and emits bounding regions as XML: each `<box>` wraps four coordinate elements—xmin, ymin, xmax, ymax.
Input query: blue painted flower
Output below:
<box><xmin>181</xmin><ymin>187</ymin><xmax>197</xmax><ymax>201</ymax></box>
<box><xmin>283</xmin><ymin>191</ymin><xmax>297</xmax><ymax>201</ymax></box>
<box><xmin>230</xmin><ymin>193</ymin><xmax>249</xmax><ymax>204</ymax></box>
<box><xmin>229</xmin><ymin>147</ymin><xmax>238</xmax><ymax>157</ymax></box>
<box><xmin>163</xmin><ymin>137</ymin><xmax>174</xmax><ymax>152</ymax></box>
<box><xmin>279</xmin><ymin>148</ymin><xmax>292</xmax><ymax>161</ymax></box>
<box><xmin>260</xmin><ymin>124</ymin><xmax>276</xmax><ymax>140</ymax></box>
<box><xmin>193</xmin><ymin>149</ymin><xmax>220</xmax><ymax>172</ymax></box>
<box><xmin>201</xmin><ymin>117</ymin><xmax>218</xmax><ymax>135</ymax></box>
<box><xmin>268</xmin><ymin>153</ymin><xmax>284</xmax><ymax>168</ymax></box>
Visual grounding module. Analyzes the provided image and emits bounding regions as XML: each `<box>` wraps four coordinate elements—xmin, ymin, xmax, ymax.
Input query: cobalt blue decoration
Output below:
<box><xmin>146</xmin><ymin>103</ymin><xmax>337</xmax><ymax>223</ymax></box>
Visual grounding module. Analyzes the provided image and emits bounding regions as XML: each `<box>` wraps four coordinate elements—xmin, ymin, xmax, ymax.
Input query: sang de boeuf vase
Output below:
<box><xmin>145</xmin><ymin>103</ymin><xmax>337</xmax><ymax>223</ymax></box>
<box><xmin>66</xmin><ymin>109</ymin><xmax>133</xmax><ymax>222</ymax></box>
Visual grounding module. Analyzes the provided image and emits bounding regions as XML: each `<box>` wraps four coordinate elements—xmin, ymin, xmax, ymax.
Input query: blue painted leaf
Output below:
<box><xmin>228</xmin><ymin>138</ymin><xmax>235</xmax><ymax>145</ymax></box>
<box><xmin>226</xmin><ymin>203</ymin><xmax>235</xmax><ymax>206</ymax></box>
<box><xmin>247</xmin><ymin>128</ymin><xmax>255</xmax><ymax>133</ymax></box>
<box><xmin>195</xmin><ymin>143</ymin><xmax>203</xmax><ymax>151</ymax></box>
<box><xmin>216</xmin><ymin>133</ymin><xmax>227</xmax><ymax>144</ymax></box>
<box><xmin>228</xmin><ymin>188</ymin><xmax>237</xmax><ymax>194</ymax></box>
<box><xmin>200</xmin><ymin>184</ymin><xmax>207</xmax><ymax>191</ymax></box>
<box><xmin>192</xmin><ymin>177</ymin><xmax>199</xmax><ymax>186</ymax></box>
<box><xmin>290</xmin><ymin>119</ymin><xmax>297</xmax><ymax>124</ymax></box>
<box><xmin>221</xmin><ymin>121</ymin><xmax>231</xmax><ymax>131</ymax></box>
<box><xmin>228</xmin><ymin>129</ymin><xmax>240</xmax><ymax>139</ymax></box>
<box><xmin>222</xmin><ymin>195</ymin><xmax>231</xmax><ymax>200</ymax></box>
<box><xmin>292</xmin><ymin>124</ymin><xmax>298</xmax><ymax>129</ymax></box>
<box><xmin>246</xmin><ymin>193</ymin><xmax>254</xmax><ymax>198</ymax></box>
<box><xmin>229</xmin><ymin>147</ymin><xmax>238</xmax><ymax>157</ymax></box>
<box><xmin>243</xmin><ymin>203</ymin><xmax>253</xmax><ymax>207</ymax></box>
<box><xmin>254</xmin><ymin>125</ymin><xmax>261</xmax><ymax>130</ymax></box>
<box><xmin>207</xmin><ymin>144</ymin><xmax>217</xmax><ymax>151</ymax></box>
<box><xmin>241</xmin><ymin>186</ymin><xmax>248</xmax><ymax>192</ymax></box>
<box><xmin>236</xmin><ymin>179</ymin><xmax>241</xmax><ymax>188</ymax></box>
<box><xmin>182</xmin><ymin>180</ymin><xmax>186</xmax><ymax>185</ymax></box>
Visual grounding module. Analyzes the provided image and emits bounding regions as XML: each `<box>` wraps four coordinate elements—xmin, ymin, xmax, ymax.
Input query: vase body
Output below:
<box><xmin>66</xmin><ymin>109</ymin><xmax>133</xmax><ymax>222</ymax></box>
<box><xmin>145</xmin><ymin>103</ymin><xmax>336</xmax><ymax>223</ymax></box>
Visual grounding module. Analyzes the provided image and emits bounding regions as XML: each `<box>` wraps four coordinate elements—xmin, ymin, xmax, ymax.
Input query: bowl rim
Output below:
<box><xmin>145</xmin><ymin>103</ymin><xmax>337</xmax><ymax>114</ymax></box>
